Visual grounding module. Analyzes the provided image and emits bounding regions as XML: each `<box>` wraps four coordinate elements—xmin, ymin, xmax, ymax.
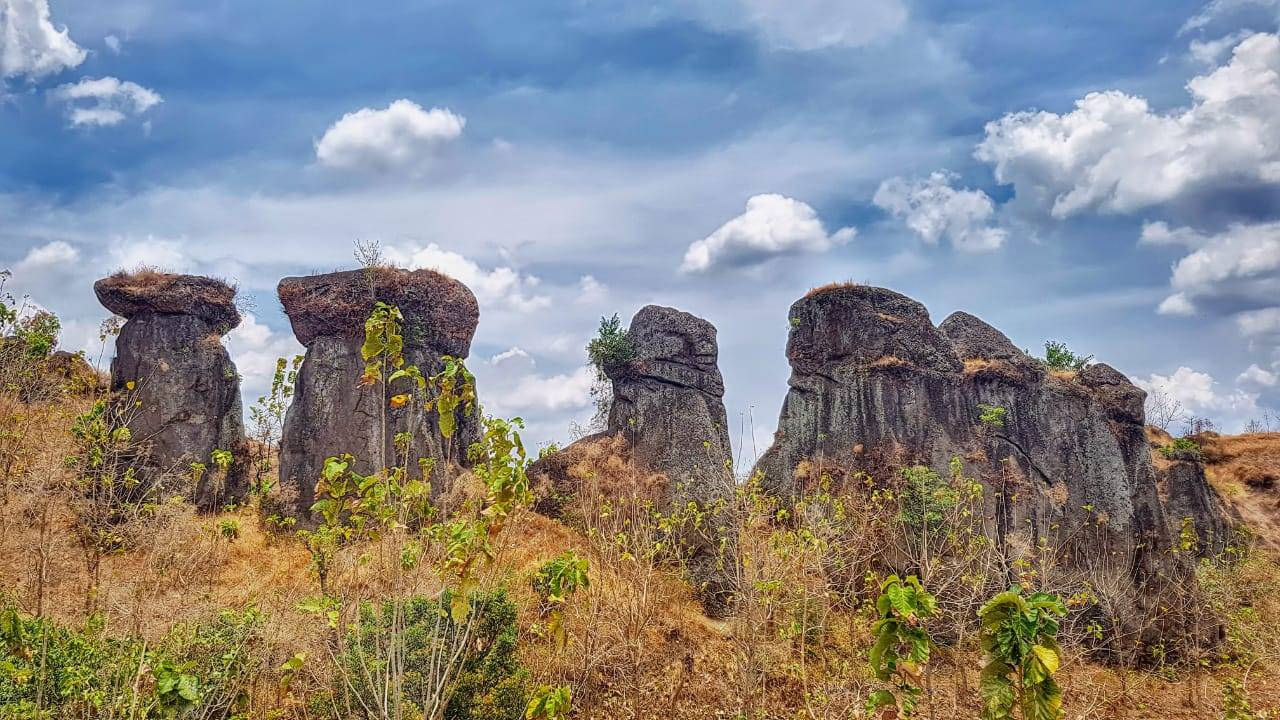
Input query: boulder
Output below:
<box><xmin>529</xmin><ymin>304</ymin><xmax>734</xmax><ymax>612</ymax></box>
<box><xmin>754</xmin><ymin>283</ymin><xmax>1233</xmax><ymax>644</ymax></box>
<box><xmin>94</xmin><ymin>271</ymin><xmax>249</xmax><ymax>511</ymax></box>
<box><xmin>277</xmin><ymin>268</ymin><xmax>481</xmax><ymax>520</ymax></box>
<box><xmin>1158</xmin><ymin>460</ymin><xmax>1238</xmax><ymax>557</ymax></box>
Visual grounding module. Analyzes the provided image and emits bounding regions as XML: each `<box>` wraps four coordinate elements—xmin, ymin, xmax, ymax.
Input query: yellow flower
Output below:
<box><xmin>389</xmin><ymin>394</ymin><xmax>410</xmax><ymax>409</ymax></box>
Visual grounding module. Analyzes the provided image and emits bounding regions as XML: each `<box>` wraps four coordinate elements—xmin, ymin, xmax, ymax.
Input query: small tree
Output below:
<box><xmin>1041</xmin><ymin>341</ymin><xmax>1091</xmax><ymax>372</ymax></box>
<box><xmin>1145</xmin><ymin>388</ymin><xmax>1187</xmax><ymax>432</ymax></box>
<box><xmin>866</xmin><ymin>574</ymin><xmax>937</xmax><ymax>718</ymax></box>
<box><xmin>584</xmin><ymin>314</ymin><xmax>634</xmax><ymax>430</ymax></box>
<box><xmin>248</xmin><ymin>354</ymin><xmax>302</xmax><ymax>493</ymax></box>
<box><xmin>977</xmin><ymin>586</ymin><xmax>1066</xmax><ymax>720</ymax></box>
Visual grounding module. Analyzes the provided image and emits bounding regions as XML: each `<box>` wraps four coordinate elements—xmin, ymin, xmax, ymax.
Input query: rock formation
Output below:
<box><xmin>529</xmin><ymin>304</ymin><xmax>734</xmax><ymax>611</ymax></box>
<box><xmin>277</xmin><ymin>267</ymin><xmax>481</xmax><ymax>519</ymax></box>
<box><xmin>753</xmin><ymin>284</ymin><xmax>1233</xmax><ymax>640</ymax></box>
<box><xmin>95</xmin><ymin>271</ymin><xmax>249</xmax><ymax>511</ymax></box>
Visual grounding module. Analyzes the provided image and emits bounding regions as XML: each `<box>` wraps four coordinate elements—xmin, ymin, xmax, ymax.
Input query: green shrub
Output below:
<box><xmin>866</xmin><ymin>574</ymin><xmax>937</xmax><ymax>718</ymax></box>
<box><xmin>336</xmin><ymin>590</ymin><xmax>529</xmax><ymax>720</ymax></box>
<box><xmin>585</xmin><ymin>314</ymin><xmax>634</xmax><ymax>378</ymax></box>
<box><xmin>0</xmin><ymin>602</ymin><xmax>263</xmax><ymax>718</ymax></box>
<box><xmin>978</xmin><ymin>585</ymin><xmax>1066</xmax><ymax>720</ymax></box>
<box><xmin>1041</xmin><ymin>341</ymin><xmax>1092</xmax><ymax>372</ymax></box>
<box><xmin>1159</xmin><ymin>437</ymin><xmax>1202</xmax><ymax>461</ymax></box>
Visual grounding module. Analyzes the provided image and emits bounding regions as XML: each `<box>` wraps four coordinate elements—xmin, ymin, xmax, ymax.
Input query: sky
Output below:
<box><xmin>2</xmin><ymin>0</ymin><xmax>1279</xmax><ymax>459</ymax></box>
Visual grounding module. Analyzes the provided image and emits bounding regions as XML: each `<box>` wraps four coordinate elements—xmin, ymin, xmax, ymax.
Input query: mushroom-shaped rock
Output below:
<box><xmin>95</xmin><ymin>271</ymin><xmax>241</xmax><ymax>331</ymax></box>
<box><xmin>95</xmin><ymin>271</ymin><xmax>249</xmax><ymax>512</ymax></box>
<box><xmin>277</xmin><ymin>267</ymin><xmax>481</xmax><ymax>520</ymax></box>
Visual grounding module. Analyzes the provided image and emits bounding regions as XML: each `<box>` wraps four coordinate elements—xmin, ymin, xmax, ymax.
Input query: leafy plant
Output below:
<box><xmin>337</xmin><ymin>590</ymin><xmax>530</xmax><ymax>720</ymax></box>
<box><xmin>866</xmin><ymin>574</ymin><xmax>937</xmax><ymax>718</ymax></box>
<box><xmin>1222</xmin><ymin>678</ymin><xmax>1258</xmax><ymax>720</ymax></box>
<box><xmin>979</xmin><ymin>403</ymin><xmax>1007</xmax><ymax>429</ymax></box>
<box><xmin>586</xmin><ymin>313</ymin><xmax>634</xmax><ymax>378</ymax></box>
<box><xmin>1041</xmin><ymin>341</ymin><xmax>1091</xmax><ymax>372</ymax></box>
<box><xmin>1159</xmin><ymin>437</ymin><xmax>1202</xmax><ymax>461</ymax></box>
<box><xmin>526</xmin><ymin>684</ymin><xmax>572</xmax><ymax>720</ymax></box>
<box><xmin>977</xmin><ymin>585</ymin><xmax>1067</xmax><ymax>720</ymax></box>
<box><xmin>532</xmin><ymin>551</ymin><xmax>590</xmax><ymax>648</ymax></box>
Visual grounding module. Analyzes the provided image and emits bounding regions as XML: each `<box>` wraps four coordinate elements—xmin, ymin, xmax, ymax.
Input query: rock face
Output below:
<box><xmin>754</xmin><ymin>284</ymin><xmax>1232</xmax><ymax>637</ymax></box>
<box><xmin>529</xmin><ymin>304</ymin><xmax>734</xmax><ymax>611</ymax></box>
<box><xmin>277</xmin><ymin>268</ymin><xmax>481</xmax><ymax>519</ymax></box>
<box><xmin>95</xmin><ymin>271</ymin><xmax>249</xmax><ymax>511</ymax></box>
<box><xmin>606</xmin><ymin>305</ymin><xmax>733</xmax><ymax>506</ymax></box>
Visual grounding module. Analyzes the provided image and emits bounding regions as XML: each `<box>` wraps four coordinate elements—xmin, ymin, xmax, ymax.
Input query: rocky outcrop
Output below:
<box><xmin>529</xmin><ymin>305</ymin><xmax>734</xmax><ymax>611</ymax></box>
<box><xmin>1158</xmin><ymin>460</ymin><xmax>1237</xmax><ymax>557</ymax></box>
<box><xmin>95</xmin><ymin>271</ymin><xmax>249</xmax><ymax>512</ymax></box>
<box><xmin>754</xmin><ymin>284</ymin><xmax>1233</xmax><ymax>640</ymax></box>
<box><xmin>277</xmin><ymin>268</ymin><xmax>481</xmax><ymax>520</ymax></box>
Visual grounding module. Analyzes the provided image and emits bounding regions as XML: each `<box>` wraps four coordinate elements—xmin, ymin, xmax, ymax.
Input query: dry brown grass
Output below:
<box><xmin>7</xmin><ymin>387</ymin><xmax>1280</xmax><ymax>718</ymax></box>
<box><xmin>1196</xmin><ymin>432</ymin><xmax>1280</xmax><ymax>550</ymax></box>
<box><xmin>803</xmin><ymin>280</ymin><xmax>859</xmax><ymax>298</ymax></box>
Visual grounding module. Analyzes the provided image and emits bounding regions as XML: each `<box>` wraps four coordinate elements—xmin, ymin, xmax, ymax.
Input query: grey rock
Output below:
<box><xmin>754</xmin><ymin>284</ymin><xmax>1232</xmax><ymax>639</ymax></box>
<box><xmin>277</xmin><ymin>268</ymin><xmax>481</xmax><ymax>520</ymax></box>
<box><xmin>95</xmin><ymin>272</ymin><xmax>249</xmax><ymax>512</ymax></box>
<box><xmin>529</xmin><ymin>304</ymin><xmax>735</xmax><ymax>613</ymax></box>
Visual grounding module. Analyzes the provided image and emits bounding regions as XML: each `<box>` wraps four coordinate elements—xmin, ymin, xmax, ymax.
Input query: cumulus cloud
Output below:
<box><xmin>1135</xmin><ymin>365</ymin><xmax>1260</xmax><ymax>425</ymax></box>
<box><xmin>681</xmin><ymin>193</ymin><xmax>855</xmax><ymax>273</ymax></box>
<box><xmin>103</xmin><ymin>34</ymin><xmax>121</xmax><ymax>54</ymax></box>
<box><xmin>1237</xmin><ymin>307</ymin><xmax>1280</xmax><ymax>336</ymax></box>
<box><xmin>107</xmin><ymin>237</ymin><xmax>190</xmax><ymax>272</ymax></box>
<box><xmin>1140</xmin><ymin>220</ymin><xmax>1280</xmax><ymax>330</ymax></box>
<box><xmin>471</xmin><ymin>346</ymin><xmax>595</xmax><ymax>445</ymax></box>
<box><xmin>224</xmin><ymin>312</ymin><xmax>305</xmax><ymax>412</ymax></box>
<box><xmin>1239</xmin><ymin>362</ymin><xmax>1279</xmax><ymax>386</ymax></box>
<box><xmin>733</xmin><ymin>0</ymin><xmax>907</xmax><ymax>51</ymax></box>
<box><xmin>1180</xmin><ymin>0</ymin><xmax>1280</xmax><ymax>35</ymax></box>
<box><xmin>873</xmin><ymin>171</ymin><xmax>1007</xmax><ymax>252</ymax></box>
<box><xmin>0</xmin><ymin>0</ymin><xmax>85</xmax><ymax>81</ymax></box>
<box><xmin>975</xmin><ymin>33</ymin><xmax>1280</xmax><ymax>218</ymax></box>
<box><xmin>315</xmin><ymin>99</ymin><xmax>465</xmax><ymax>173</ymax></box>
<box><xmin>49</xmin><ymin>76</ymin><xmax>162</xmax><ymax>127</ymax></box>
<box><xmin>14</xmin><ymin>239</ymin><xmax>78</xmax><ymax>271</ymax></box>
<box><xmin>384</xmin><ymin>242</ymin><xmax>550</xmax><ymax>312</ymax></box>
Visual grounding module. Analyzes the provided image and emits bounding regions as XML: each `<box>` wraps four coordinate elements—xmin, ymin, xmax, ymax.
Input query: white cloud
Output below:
<box><xmin>107</xmin><ymin>237</ymin><xmax>190</xmax><ymax>272</ymax></box>
<box><xmin>315</xmin><ymin>99</ymin><xmax>465</xmax><ymax>173</ymax></box>
<box><xmin>1239</xmin><ymin>362</ymin><xmax>1279</xmax><ymax>386</ymax></box>
<box><xmin>224</xmin><ymin>312</ymin><xmax>305</xmax><ymax>410</ymax></box>
<box><xmin>576</xmin><ymin>274</ymin><xmax>606</xmax><ymax>304</ymax></box>
<box><xmin>1180</xmin><ymin>0</ymin><xmax>1280</xmax><ymax>35</ymax></box>
<box><xmin>681</xmin><ymin>193</ymin><xmax>855</xmax><ymax>273</ymax></box>
<box><xmin>1189</xmin><ymin>30</ymin><xmax>1255</xmax><ymax>66</ymax></box>
<box><xmin>873</xmin><ymin>171</ymin><xmax>1007</xmax><ymax>252</ymax></box>
<box><xmin>733</xmin><ymin>0</ymin><xmax>907</xmax><ymax>51</ymax></box>
<box><xmin>103</xmin><ymin>34</ymin><xmax>121</xmax><ymax>54</ymax></box>
<box><xmin>1237</xmin><ymin>307</ymin><xmax>1280</xmax><ymax>336</ymax></box>
<box><xmin>0</xmin><ymin>0</ymin><xmax>85</xmax><ymax>81</ymax></box>
<box><xmin>1135</xmin><ymin>365</ymin><xmax>1259</xmax><ymax>423</ymax></box>
<box><xmin>1141</xmin><ymin>220</ymin><xmax>1280</xmax><ymax>324</ymax></box>
<box><xmin>14</xmin><ymin>239</ymin><xmax>78</xmax><ymax>271</ymax></box>
<box><xmin>975</xmin><ymin>33</ymin><xmax>1280</xmax><ymax>218</ymax></box>
<box><xmin>384</xmin><ymin>242</ymin><xmax>550</xmax><ymax>312</ymax></box>
<box><xmin>50</xmin><ymin>76</ymin><xmax>162</xmax><ymax>127</ymax></box>
<box><xmin>473</xmin><ymin>347</ymin><xmax>595</xmax><ymax>435</ymax></box>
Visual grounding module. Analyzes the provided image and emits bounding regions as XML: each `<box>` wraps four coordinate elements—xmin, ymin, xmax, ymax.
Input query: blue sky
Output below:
<box><xmin>3</xmin><ymin>0</ymin><xmax>1279</xmax><ymax>453</ymax></box>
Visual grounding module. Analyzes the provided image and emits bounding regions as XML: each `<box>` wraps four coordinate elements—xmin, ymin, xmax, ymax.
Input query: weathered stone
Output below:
<box><xmin>1158</xmin><ymin>460</ymin><xmax>1238</xmax><ymax>557</ymax></box>
<box><xmin>277</xmin><ymin>268</ymin><xmax>481</xmax><ymax>520</ymax></box>
<box><xmin>754</xmin><ymin>284</ymin><xmax>1233</xmax><ymax>646</ymax></box>
<box><xmin>95</xmin><ymin>270</ymin><xmax>240</xmax><ymax>331</ymax></box>
<box><xmin>529</xmin><ymin>304</ymin><xmax>734</xmax><ymax>613</ymax></box>
<box><xmin>95</xmin><ymin>272</ymin><xmax>249</xmax><ymax>512</ymax></box>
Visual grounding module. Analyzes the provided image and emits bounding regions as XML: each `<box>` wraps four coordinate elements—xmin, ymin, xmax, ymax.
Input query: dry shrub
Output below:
<box><xmin>804</xmin><ymin>280</ymin><xmax>859</xmax><ymax>298</ymax></box>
